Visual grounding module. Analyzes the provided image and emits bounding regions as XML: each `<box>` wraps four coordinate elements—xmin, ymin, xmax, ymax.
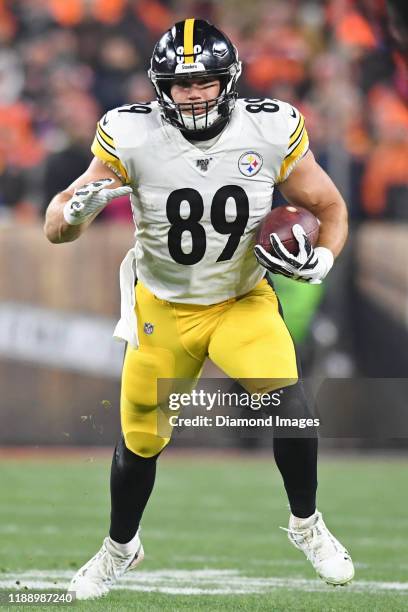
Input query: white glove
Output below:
<box><xmin>63</xmin><ymin>178</ymin><xmax>132</xmax><ymax>226</ymax></box>
<box><xmin>254</xmin><ymin>223</ymin><xmax>334</xmax><ymax>284</ymax></box>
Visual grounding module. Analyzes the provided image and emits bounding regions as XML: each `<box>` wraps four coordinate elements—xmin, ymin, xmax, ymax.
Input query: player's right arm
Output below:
<box><xmin>44</xmin><ymin>158</ymin><xmax>130</xmax><ymax>244</ymax></box>
<box><xmin>44</xmin><ymin>157</ymin><xmax>130</xmax><ymax>244</ymax></box>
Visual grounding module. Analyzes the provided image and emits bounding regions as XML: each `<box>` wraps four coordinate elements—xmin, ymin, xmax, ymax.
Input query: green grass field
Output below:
<box><xmin>0</xmin><ymin>452</ymin><xmax>407</xmax><ymax>611</ymax></box>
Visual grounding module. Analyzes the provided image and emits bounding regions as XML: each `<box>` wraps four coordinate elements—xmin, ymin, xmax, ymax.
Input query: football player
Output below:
<box><xmin>44</xmin><ymin>19</ymin><xmax>354</xmax><ymax>599</ymax></box>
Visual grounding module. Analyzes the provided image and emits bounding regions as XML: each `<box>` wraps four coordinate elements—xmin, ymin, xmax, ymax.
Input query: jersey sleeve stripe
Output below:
<box><xmin>97</xmin><ymin>123</ymin><xmax>115</xmax><ymax>147</ymax></box>
<box><xmin>288</xmin><ymin>115</ymin><xmax>304</xmax><ymax>146</ymax></box>
<box><xmin>95</xmin><ymin>132</ymin><xmax>119</xmax><ymax>159</ymax></box>
<box><xmin>285</xmin><ymin>126</ymin><xmax>305</xmax><ymax>158</ymax></box>
<box><xmin>289</xmin><ymin>114</ymin><xmax>301</xmax><ymax>138</ymax></box>
<box><xmin>91</xmin><ymin>136</ymin><xmax>130</xmax><ymax>182</ymax></box>
<box><xmin>277</xmin><ymin>128</ymin><xmax>309</xmax><ymax>183</ymax></box>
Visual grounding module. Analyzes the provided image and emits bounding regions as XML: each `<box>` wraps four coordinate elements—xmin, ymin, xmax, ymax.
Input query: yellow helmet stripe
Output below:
<box><xmin>183</xmin><ymin>18</ymin><xmax>195</xmax><ymax>63</ymax></box>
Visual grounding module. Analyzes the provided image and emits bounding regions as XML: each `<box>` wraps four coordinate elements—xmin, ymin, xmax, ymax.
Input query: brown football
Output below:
<box><xmin>255</xmin><ymin>205</ymin><xmax>319</xmax><ymax>255</ymax></box>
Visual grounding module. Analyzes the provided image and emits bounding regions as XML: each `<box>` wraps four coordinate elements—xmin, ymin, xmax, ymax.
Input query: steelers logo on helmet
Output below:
<box><xmin>148</xmin><ymin>18</ymin><xmax>242</xmax><ymax>137</ymax></box>
<box><xmin>238</xmin><ymin>151</ymin><xmax>263</xmax><ymax>177</ymax></box>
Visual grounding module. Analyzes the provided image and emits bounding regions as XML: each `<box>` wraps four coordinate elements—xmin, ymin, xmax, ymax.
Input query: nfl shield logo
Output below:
<box><xmin>144</xmin><ymin>322</ymin><xmax>154</xmax><ymax>335</ymax></box>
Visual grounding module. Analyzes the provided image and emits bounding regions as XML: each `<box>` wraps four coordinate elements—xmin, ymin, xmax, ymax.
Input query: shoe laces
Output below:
<box><xmin>78</xmin><ymin>541</ymin><xmax>135</xmax><ymax>584</ymax></box>
<box><xmin>282</xmin><ymin>519</ymin><xmax>344</xmax><ymax>564</ymax></box>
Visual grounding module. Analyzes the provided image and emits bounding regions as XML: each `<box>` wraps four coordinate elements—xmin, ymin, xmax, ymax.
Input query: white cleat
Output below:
<box><xmin>284</xmin><ymin>511</ymin><xmax>354</xmax><ymax>586</ymax></box>
<box><xmin>68</xmin><ymin>533</ymin><xmax>144</xmax><ymax>600</ymax></box>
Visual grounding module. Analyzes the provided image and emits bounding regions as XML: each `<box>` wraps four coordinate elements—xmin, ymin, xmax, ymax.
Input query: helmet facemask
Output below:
<box><xmin>150</xmin><ymin>66</ymin><xmax>240</xmax><ymax>133</ymax></box>
<box><xmin>148</xmin><ymin>20</ymin><xmax>242</xmax><ymax>137</ymax></box>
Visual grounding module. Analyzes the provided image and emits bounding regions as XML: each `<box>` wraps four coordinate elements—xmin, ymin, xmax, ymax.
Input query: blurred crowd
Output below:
<box><xmin>0</xmin><ymin>0</ymin><xmax>407</xmax><ymax>223</ymax></box>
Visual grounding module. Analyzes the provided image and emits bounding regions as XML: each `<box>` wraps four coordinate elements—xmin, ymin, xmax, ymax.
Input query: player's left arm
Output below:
<box><xmin>254</xmin><ymin>102</ymin><xmax>349</xmax><ymax>284</ymax></box>
<box><xmin>277</xmin><ymin>149</ymin><xmax>348</xmax><ymax>258</ymax></box>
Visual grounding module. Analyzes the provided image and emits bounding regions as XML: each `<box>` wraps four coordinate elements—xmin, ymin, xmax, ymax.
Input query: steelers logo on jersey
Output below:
<box><xmin>238</xmin><ymin>151</ymin><xmax>263</xmax><ymax>177</ymax></box>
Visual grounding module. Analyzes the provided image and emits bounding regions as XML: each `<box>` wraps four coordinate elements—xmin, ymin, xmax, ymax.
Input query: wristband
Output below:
<box><xmin>314</xmin><ymin>247</ymin><xmax>334</xmax><ymax>279</ymax></box>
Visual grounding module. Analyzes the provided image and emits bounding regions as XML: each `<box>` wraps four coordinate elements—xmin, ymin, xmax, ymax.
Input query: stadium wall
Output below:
<box><xmin>1</xmin><ymin>221</ymin><xmax>407</xmax><ymax>447</ymax></box>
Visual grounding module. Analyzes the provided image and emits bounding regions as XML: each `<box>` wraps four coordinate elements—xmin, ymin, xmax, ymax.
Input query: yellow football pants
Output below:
<box><xmin>121</xmin><ymin>279</ymin><xmax>298</xmax><ymax>457</ymax></box>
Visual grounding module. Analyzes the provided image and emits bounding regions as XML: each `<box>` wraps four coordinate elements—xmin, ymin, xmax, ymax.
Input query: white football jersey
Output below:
<box><xmin>91</xmin><ymin>98</ymin><xmax>309</xmax><ymax>345</ymax></box>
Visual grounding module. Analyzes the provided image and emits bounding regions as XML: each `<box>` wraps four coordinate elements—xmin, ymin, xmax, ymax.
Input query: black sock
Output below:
<box><xmin>109</xmin><ymin>436</ymin><xmax>160</xmax><ymax>543</ymax></box>
<box><xmin>273</xmin><ymin>435</ymin><xmax>318</xmax><ymax>518</ymax></box>
<box><xmin>227</xmin><ymin>378</ymin><xmax>318</xmax><ymax>518</ymax></box>
<box><xmin>272</xmin><ymin>380</ymin><xmax>318</xmax><ymax>518</ymax></box>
